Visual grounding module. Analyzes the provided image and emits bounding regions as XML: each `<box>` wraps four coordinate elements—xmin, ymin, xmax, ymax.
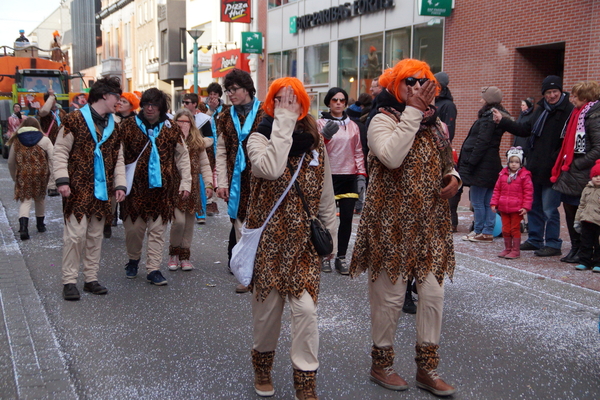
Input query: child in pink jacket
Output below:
<box><xmin>490</xmin><ymin>147</ymin><xmax>534</xmax><ymax>258</ymax></box>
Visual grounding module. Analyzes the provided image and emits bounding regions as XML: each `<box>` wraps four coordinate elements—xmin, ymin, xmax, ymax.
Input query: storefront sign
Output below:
<box><xmin>290</xmin><ymin>0</ymin><xmax>394</xmax><ymax>33</ymax></box>
<box><xmin>221</xmin><ymin>0</ymin><xmax>251</xmax><ymax>23</ymax></box>
<box><xmin>212</xmin><ymin>49</ymin><xmax>250</xmax><ymax>78</ymax></box>
<box><xmin>419</xmin><ymin>0</ymin><xmax>452</xmax><ymax>17</ymax></box>
<box><xmin>241</xmin><ymin>32</ymin><xmax>263</xmax><ymax>54</ymax></box>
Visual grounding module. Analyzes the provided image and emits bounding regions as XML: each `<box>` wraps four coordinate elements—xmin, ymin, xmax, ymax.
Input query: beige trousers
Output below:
<box><xmin>19</xmin><ymin>196</ymin><xmax>45</xmax><ymax>218</ymax></box>
<box><xmin>251</xmin><ymin>289</ymin><xmax>319</xmax><ymax>371</ymax></box>
<box><xmin>369</xmin><ymin>270</ymin><xmax>444</xmax><ymax>348</ymax></box>
<box><xmin>124</xmin><ymin>216</ymin><xmax>165</xmax><ymax>272</ymax></box>
<box><xmin>170</xmin><ymin>208</ymin><xmax>195</xmax><ymax>249</ymax></box>
<box><xmin>61</xmin><ymin>214</ymin><xmax>105</xmax><ymax>284</ymax></box>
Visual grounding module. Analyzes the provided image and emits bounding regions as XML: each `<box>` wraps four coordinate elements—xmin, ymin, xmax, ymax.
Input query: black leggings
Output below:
<box><xmin>337</xmin><ymin>198</ymin><xmax>356</xmax><ymax>257</ymax></box>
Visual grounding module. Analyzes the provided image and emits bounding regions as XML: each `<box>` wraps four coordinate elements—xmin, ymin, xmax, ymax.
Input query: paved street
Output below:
<box><xmin>1</xmin><ymin>157</ymin><xmax>599</xmax><ymax>400</ymax></box>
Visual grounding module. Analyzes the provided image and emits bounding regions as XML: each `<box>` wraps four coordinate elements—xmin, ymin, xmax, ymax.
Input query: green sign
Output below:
<box><xmin>241</xmin><ymin>32</ymin><xmax>263</xmax><ymax>54</ymax></box>
<box><xmin>420</xmin><ymin>0</ymin><xmax>452</xmax><ymax>17</ymax></box>
<box><xmin>289</xmin><ymin>16</ymin><xmax>297</xmax><ymax>34</ymax></box>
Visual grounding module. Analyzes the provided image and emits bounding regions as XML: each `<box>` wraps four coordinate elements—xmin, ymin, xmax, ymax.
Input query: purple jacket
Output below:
<box><xmin>490</xmin><ymin>167</ymin><xmax>534</xmax><ymax>214</ymax></box>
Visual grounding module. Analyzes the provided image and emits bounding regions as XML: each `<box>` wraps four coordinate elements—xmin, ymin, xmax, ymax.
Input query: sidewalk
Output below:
<box><xmin>0</xmin><ymin>200</ymin><xmax>76</xmax><ymax>399</ymax></box>
<box><xmin>454</xmin><ymin>189</ymin><xmax>600</xmax><ymax>292</ymax></box>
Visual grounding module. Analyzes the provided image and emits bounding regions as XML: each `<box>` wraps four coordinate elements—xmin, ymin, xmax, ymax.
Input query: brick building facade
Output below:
<box><xmin>445</xmin><ymin>0</ymin><xmax>600</xmax><ymax>153</ymax></box>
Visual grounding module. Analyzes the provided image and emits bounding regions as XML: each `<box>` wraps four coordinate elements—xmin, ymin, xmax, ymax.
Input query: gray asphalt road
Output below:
<box><xmin>1</xmin><ymin>157</ymin><xmax>599</xmax><ymax>400</ymax></box>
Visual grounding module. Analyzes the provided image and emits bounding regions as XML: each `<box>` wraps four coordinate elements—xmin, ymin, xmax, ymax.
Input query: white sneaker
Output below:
<box><xmin>167</xmin><ymin>255</ymin><xmax>179</xmax><ymax>271</ymax></box>
<box><xmin>461</xmin><ymin>231</ymin><xmax>476</xmax><ymax>241</ymax></box>
<box><xmin>181</xmin><ymin>260</ymin><xmax>193</xmax><ymax>271</ymax></box>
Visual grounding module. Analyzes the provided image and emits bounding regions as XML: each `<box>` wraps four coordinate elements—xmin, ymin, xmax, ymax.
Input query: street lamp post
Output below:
<box><xmin>187</xmin><ymin>29</ymin><xmax>204</xmax><ymax>94</ymax></box>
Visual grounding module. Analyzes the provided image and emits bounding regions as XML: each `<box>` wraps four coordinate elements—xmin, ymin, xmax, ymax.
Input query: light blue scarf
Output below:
<box><xmin>80</xmin><ymin>104</ymin><xmax>115</xmax><ymax>201</ymax></box>
<box><xmin>52</xmin><ymin>110</ymin><xmax>61</xmax><ymax>127</ymax></box>
<box><xmin>228</xmin><ymin>99</ymin><xmax>261</xmax><ymax>219</ymax></box>
<box><xmin>210</xmin><ymin>103</ymin><xmax>223</xmax><ymax>157</ymax></box>
<box><xmin>135</xmin><ymin>116</ymin><xmax>164</xmax><ymax>189</ymax></box>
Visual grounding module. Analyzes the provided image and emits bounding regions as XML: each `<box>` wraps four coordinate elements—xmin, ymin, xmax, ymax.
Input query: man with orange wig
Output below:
<box><xmin>349</xmin><ymin>59</ymin><xmax>459</xmax><ymax>397</ymax></box>
<box><xmin>244</xmin><ymin>77</ymin><xmax>337</xmax><ymax>400</ymax></box>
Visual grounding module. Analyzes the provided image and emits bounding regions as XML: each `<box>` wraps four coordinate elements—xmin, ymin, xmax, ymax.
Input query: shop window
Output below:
<box><xmin>413</xmin><ymin>20</ymin><xmax>444</xmax><ymax>73</ymax></box>
<box><xmin>268</xmin><ymin>0</ymin><xmax>296</xmax><ymax>9</ymax></box>
<box><xmin>385</xmin><ymin>27</ymin><xmax>411</xmax><ymax>69</ymax></box>
<box><xmin>359</xmin><ymin>34</ymin><xmax>382</xmax><ymax>96</ymax></box>
<box><xmin>338</xmin><ymin>37</ymin><xmax>358</xmax><ymax>99</ymax></box>
<box><xmin>304</xmin><ymin>43</ymin><xmax>329</xmax><ymax>86</ymax></box>
<box><xmin>282</xmin><ymin>49</ymin><xmax>297</xmax><ymax>78</ymax></box>
<box><xmin>268</xmin><ymin>53</ymin><xmax>282</xmax><ymax>85</ymax></box>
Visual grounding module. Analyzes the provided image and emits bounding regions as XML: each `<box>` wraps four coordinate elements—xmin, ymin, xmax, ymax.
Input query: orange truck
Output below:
<box><xmin>0</xmin><ymin>44</ymin><xmax>87</xmax><ymax>158</ymax></box>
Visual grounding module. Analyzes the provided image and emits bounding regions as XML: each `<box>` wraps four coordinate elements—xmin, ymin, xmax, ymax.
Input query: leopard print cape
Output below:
<box><xmin>12</xmin><ymin>140</ymin><xmax>49</xmax><ymax>201</ymax></box>
<box><xmin>173</xmin><ymin>143</ymin><xmax>204</xmax><ymax>214</ymax></box>
<box><xmin>60</xmin><ymin>110</ymin><xmax>122</xmax><ymax>222</ymax></box>
<box><xmin>247</xmin><ymin>140</ymin><xmax>326</xmax><ymax>304</ymax></box>
<box><xmin>217</xmin><ymin>104</ymin><xmax>266</xmax><ymax>222</ymax></box>
<box><xmin>119</xmin><ymin>117</ymin><xmax>183</xmax><ymax>224</ymax></box>
<box><xmin>349</xmin><ymin>120</ymin><xmax>455</xmax><ymax>286</ymax></box>
<box><xmin>40</xmin><ymin>109</ymin><xmax>67</xmax><ymax>144</ymax></box>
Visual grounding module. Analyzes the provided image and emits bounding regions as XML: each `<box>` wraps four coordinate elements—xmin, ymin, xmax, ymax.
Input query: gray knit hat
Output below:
<box><xmin>481</xmin><ymin>86</ymin><xmax>502</xmax><ymax>105</ymax></box>
<box><xmin>434</xmin><ymin>72</ymin><xmax>449</xmax><ymax>88</ymax></box>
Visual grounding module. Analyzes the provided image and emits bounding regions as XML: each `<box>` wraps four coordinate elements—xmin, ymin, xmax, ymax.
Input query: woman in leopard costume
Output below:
<box><xmin>244</xmin><ymin>78</ymin><xmax>337</xmax><ymax>400</ymax></box>
<box><xmin>349</xmin><ymin>59</ymin><xmax>460</xmax><ymax>397</ymax></box>
<box><xmin>8</xmin><ymin>117</ymin><xmax>55</xmax><ymax>240</ymax></box>
<box><xmin>167</xmin><ymin>109</ymin><xmax>213</xmax><ymax>271</ymax></box>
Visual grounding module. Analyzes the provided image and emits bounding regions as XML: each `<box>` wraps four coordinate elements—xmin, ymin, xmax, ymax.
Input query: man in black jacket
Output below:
<box><xmin>492</xmin><ymin>75</ymin><xmax>573</xmax><ymax>257</ymax></box>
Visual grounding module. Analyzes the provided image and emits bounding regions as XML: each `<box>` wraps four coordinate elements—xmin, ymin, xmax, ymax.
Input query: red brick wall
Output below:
<box><xmin>444</xmin><ymin>0</ymin><xmax>600</xmax><ymax>156</ymax></box>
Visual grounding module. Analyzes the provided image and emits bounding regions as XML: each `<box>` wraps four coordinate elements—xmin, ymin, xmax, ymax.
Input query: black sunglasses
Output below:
<box><xmin>182</xmin><ymin>100</ymin><xmax>193</xmax><ymax>105</ymax></box>
<box><xmin>405</xmin><ymin>77</ymin><xmax>429</xmax><ymax>87</ymax></box>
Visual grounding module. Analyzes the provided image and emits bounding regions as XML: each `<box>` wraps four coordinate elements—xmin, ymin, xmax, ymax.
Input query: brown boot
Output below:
<box><xmin>293</xmin><ymin>369</ymin><xmax>318</xmax><ymax>400</ymax></box>
<box><xmin>415</xmin><ymin>343</ymin><xmax>455</xmax><ymax>397</ymax></box>
<box><xmin>369</xmin><ymin>346</ymin><xmax>408</xmax><ymax>391</ymax></box>
<box><xmin>505</xmin><ymin>237</ymin><xmax>521</xmax><ymax>259</ymax></box>
<box><xmin>498</xmin><ymin>236</ymin><xmax>512</xmax><ymax>258</ymax></box>
<box><xmin>252</xmin><ymin>350</ymin><xmax>275</xmax><ymax>397</ymax></box>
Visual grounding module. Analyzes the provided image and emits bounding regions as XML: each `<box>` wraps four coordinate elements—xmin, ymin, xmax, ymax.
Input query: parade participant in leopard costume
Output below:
<box><xmin>8</xmin><ymin>117</ymin><xmax>55</xmax><ymax>240</ymax></box>
<box><xmin>167</xmin><ymin>108</ymin><xmax>213</xmax><ymax>271</ymax></box>
<box><xmin>245</xmin><ymin>78</ymin><xmax>337</xmax><ymax>400</ymax></box>
<box><xmin>349</xmin><ymin>59</ymin><xmax>460</xmax><ymax>397</ymax></box>
<box><xmin>119</xmin><ymin>88</ymin><xmax>191</xmax><ymax>286</ymax></box>
<box><xmin>39</xmin><ymin>90</ymin><xmax>67</xmax><ymax>146</ymax></box>
<box><xmin>215</xmin><ymin>69</ymin><xmax>266</xmax><ymax>293</ymax></box>
<box><xmin>53</xmin><ymin>77</ymin><xmax>126</xmax><ymax>301</ymax></box>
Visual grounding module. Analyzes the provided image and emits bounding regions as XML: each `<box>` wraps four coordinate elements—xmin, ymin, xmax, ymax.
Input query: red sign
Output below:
<box><xmin>212</xmin><ymin>49</ymin><xmax>250</xmax><ymax>78</ymax></box>
<box><xmin>221</xmin><ymin>0</ymin><xmax>251</xmax><ymax>23</ymax></box>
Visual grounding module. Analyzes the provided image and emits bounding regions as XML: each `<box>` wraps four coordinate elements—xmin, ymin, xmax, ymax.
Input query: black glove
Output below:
<box><xmin>15</xmin><ymin>111</ymin><xmax>22</xmax><ymax>119</ymax></box>
<box><xmin>321</xmin><ymin>121</ymin><xmax>339</xmax><ymax>140</ymax></box>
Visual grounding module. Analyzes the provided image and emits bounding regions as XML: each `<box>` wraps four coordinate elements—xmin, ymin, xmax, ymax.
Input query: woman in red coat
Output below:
<box><xmin>490</xmin><ymin>147</ymin><xmax>534</xmax><ymax>258</ymax></box>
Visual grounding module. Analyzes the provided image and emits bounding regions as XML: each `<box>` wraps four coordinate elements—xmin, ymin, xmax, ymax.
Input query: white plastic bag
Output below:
<box><xmin>230</xmin><ymin>223</ymin><xmax>265</xmax><ymax>286</ymax></box>
<box><xmin>124</xmin><ymin>161</ymin><xmax>137</xmax><ymax>195</ymax></box>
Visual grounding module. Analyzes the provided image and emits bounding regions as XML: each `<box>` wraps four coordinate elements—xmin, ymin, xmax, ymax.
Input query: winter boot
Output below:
<box><xmin>293</xmin><ymin>369</ymin><xmax>318</xmax><ymax>400</ymax></box>
<box><xmin>36</xmin><ymin>216</ymin><xmax>46</xmax><ymax>233</ymax></box>
<box><xmin>498</xmin><ymin>236</ymin><xmax>512</xmax><ymax>258</ymax></box>
<box><xmin>369</xmin><ymin>346</ymin><xmax>408</xmax><ymax>391</ymax></box>
<box><xmin>18</xmin><ymin>217</ymin><xmax>29</xmax><ymax>240</ymax></box>
<box><xmin>505</xmin><ymin>237</ymin><xmax>521</xmax><ymax>259</ymax></box>
<box><xmin>252</xmin><ymin>350</ymin><xmax>275</xmax><ymax>397</ymax></box>
<box><xmin>415</xmin><ymin>343</ymin><xmax>455</xmax><ymax>396</ymax></box>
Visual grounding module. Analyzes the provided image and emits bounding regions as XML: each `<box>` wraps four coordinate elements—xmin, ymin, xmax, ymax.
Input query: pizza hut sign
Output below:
<box><xmin>212</xmin><ymin>49</ymin><xmax>250</xmax><ymax>78</ymax></box>
<box><xmin>221</xmin><ymin>0</ymin><xmax>251</xmax><ymax>24</ymax></box>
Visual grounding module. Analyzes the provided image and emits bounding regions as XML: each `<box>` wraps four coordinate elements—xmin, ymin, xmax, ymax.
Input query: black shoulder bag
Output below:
<box><xmin>288</xmin><ymin>160</ymin><xmax>334</xmax><ymax>256</ymax></box>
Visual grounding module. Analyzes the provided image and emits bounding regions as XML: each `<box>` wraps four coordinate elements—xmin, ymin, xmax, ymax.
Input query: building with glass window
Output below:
<box><xmin>267</xmin><ymin>0</ymin><xmax>444</xmax><ymax>116</ymax></box>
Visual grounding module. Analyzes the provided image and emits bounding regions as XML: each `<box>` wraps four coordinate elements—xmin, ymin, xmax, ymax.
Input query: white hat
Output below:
<box><xmin>506</xmin><ymin>146</ymin><xmax>523</xmax><ymax>166</ymax></box>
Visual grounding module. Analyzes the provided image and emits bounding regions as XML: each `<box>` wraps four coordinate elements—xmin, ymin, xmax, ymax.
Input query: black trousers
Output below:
<box><xmin>563</xmin><ymin>202</ymin><xmax>581</xmax><ymax>250</ymax></box>
<box><xmin>578</xmin><ymin>221</ymin><xmax>600</xmax><ymax>268</ymax></box>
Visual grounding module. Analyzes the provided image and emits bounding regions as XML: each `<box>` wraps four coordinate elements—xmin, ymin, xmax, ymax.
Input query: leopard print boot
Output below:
<box><xmin>370</xmin><ymin>345</ymin><xmax>408</xmax><ymax>391</ymax></box>
<box><xmin>252</xmin><ymin>350</ymin><xmax>274</xmax><ymax>397</ymax></box>
<box><xmin>415</xmin><ymin>342</ymin><xmax>455</xmax><ymax>396</ymax></box>
<box><xmin>293</xmin><ymin>369</ymin><xmax>317</xmax><ymax>400</ymax></box>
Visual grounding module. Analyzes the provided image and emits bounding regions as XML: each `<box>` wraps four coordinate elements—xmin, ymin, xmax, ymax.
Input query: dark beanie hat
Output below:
<box><xmin>434</xmin><ymin>71</ymin><xmax>449</xmax><ymax>88</ymax></box>
<box><xmin>541</xmin><ymin>75</ymin><xmax>562</xmax><ymax>94</ymax></box>
<box><xmin>324</xmin><ymin>87</ymin><xmax>348</xmax><ymax>107</ymax></box>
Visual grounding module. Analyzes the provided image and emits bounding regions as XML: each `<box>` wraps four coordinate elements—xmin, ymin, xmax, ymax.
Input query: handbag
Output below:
<box><xmin>125</xmin><ymin>141</ymin><xmax>150</xmax><ymax>195</ymax></box>
<box><xmin>288</xmin><ymin>161</ymin><xmax>334</xmax><ymax>256</ymax></box>
<box><xmin>230</xmin><ymin>154</ymin><xmax>306</xmax><ymax>286</ymax></box>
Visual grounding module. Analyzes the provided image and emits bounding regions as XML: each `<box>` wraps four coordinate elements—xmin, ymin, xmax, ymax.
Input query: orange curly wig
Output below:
<box><xmin>378</xmin><ymin>59</ymin><xmax>440</xmax><ymax>103</ymax></box>
<box><xmin>262</xmin><ymin>77</ymin><xmax>310</xmax><ymax>120</ymax></box>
